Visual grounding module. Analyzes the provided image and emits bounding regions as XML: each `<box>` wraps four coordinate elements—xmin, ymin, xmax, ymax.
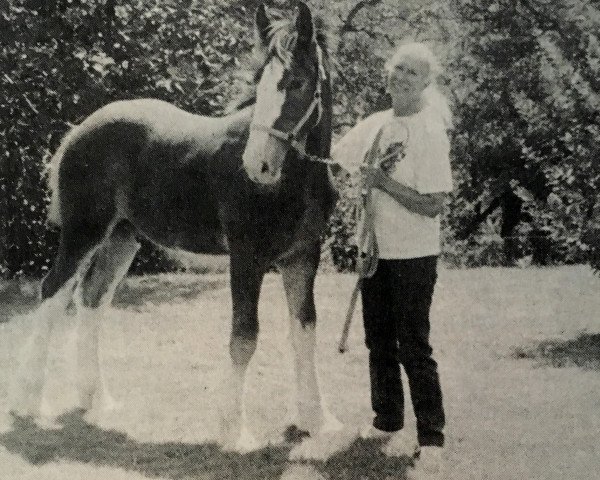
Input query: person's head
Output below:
<box><xmin>384</xmin><ymin>42</ymin><xmax>440</xmax><ymax>104</ymax></box>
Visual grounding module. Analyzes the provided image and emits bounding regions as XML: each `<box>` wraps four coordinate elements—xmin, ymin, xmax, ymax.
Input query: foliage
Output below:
<box><xmin>1</xmin><ymin>0</ymin><xmax>599</xmax><ymax>278</ymax></box>
<box><xmin>445</xmin><ymin>0</ymin><xmax>600</xmax><ymax>269</ymax></box>
<box><xmin>0</xmin><ymin>0</ymin><xmax>260</xmax><ymax>277</ymax></box>
<box><xmin>326</xmin><ymin>0</ymin><xmax>600</xmax><ymax>271</ymax></box>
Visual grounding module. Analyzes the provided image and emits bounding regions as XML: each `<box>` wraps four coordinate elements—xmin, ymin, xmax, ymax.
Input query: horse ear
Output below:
<box><xmin>254</xmin><ymin>4</ymin><xmax>270</xmax><ymax>49</ymax></box>
<box><xmin>295</xmin><ymin>2</ymin><xmax>314</xmax><ymax>50</ymax></box>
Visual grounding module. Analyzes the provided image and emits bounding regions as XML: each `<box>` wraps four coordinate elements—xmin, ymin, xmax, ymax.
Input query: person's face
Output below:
<box><xmin>387</xmin><ymin>55</ymin><xmax>431</xmax><ymax>101</ymax></box>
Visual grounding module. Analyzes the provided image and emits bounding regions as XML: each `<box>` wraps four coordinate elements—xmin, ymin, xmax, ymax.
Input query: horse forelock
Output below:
<box><xmin>264</xmin><ymin>14</ymin><xmax>333</xmax><ymax>74</ymax></box>
<box><xmin>225</xmin><ymin>12</ymin><xmax>333</xmax><ymax>114</ymax></box>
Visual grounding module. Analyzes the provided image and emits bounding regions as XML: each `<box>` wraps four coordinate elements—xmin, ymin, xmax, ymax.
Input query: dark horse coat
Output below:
<box><xmin>12</xmin><ymin>3</ymin><xmax>341</xmax><ymax>452</ymax></box>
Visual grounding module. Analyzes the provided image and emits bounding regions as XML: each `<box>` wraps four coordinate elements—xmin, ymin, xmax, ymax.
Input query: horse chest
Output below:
<box><xmin>218</xmin><ymin>182</ymin><xmax>314</xmax><ymax>254</ymax></box>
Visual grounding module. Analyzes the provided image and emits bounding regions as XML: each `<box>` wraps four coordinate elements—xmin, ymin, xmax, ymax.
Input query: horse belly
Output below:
<box><xmin>137</xmin><ymin>217</ymin><xmax>229</xmax><ymax>255</ymax></box>
<box><xmin>128</xmin><ymin>159</ymin><xmax>227</xmax><ymax>255</ymax></box>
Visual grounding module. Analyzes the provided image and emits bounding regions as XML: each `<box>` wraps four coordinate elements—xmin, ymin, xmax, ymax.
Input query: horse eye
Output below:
<box><xmin>288</xmin><ymin>79</ymin><xmax>304</xmax><ymax>90</ymax></box>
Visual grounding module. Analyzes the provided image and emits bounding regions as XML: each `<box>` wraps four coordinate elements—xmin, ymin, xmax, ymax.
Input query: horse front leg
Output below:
<box><xmin>219</xmin><ymin>250</ymin><xmax>264</xmax><ymax>452</ymax></box>
<box><xmin>280</xmin><ymin>250</ymin><xmax>343</xmax><ymax>439</ymax></box>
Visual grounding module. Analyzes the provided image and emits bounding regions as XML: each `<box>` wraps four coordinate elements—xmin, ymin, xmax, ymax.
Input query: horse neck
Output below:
<box><xmin>299</xmin><ymin>76</ymin><xmax>337</xmax><ymax>213</ymax></box>
<box><xmin>305</xmin><ymin>77</ymin><xmax>332</xmax><ymax>159</ymax></box>
<box><xmin>220</xmin><ymin>105</ymin><xmax>254</xmax><ymax>140</ymax></box>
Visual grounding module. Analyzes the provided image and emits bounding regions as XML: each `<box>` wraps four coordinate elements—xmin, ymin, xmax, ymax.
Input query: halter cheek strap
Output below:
<box><xmin>249</xmin><ymin>44</ymin><xmax>327</xmax><ymax>158</ymax></box>
<box><xmin>250</xmin><ymin>88</ymin><xmax>321</xmax><ymax>143</ymax></box>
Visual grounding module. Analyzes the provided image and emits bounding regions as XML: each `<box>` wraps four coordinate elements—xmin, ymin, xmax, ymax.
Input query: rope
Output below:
<box><xmin>337</xmin><ymin>127</ymin><xmax>387</xmax><ymax>353</ymax></box>
<box><xmin>301</xmin><ymin>146</ymin><xmax>405</xmax><ymax>168</ymax></box>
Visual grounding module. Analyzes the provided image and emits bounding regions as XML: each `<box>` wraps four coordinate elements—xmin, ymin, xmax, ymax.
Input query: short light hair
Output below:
<box><xmin>384</xmin><ymin>42</ymin><xmax>442</xmax><ymax>79</ymax></box>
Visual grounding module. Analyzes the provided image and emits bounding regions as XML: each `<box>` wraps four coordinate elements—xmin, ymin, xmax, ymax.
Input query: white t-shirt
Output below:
<box><xmin>331</xmin><ymin>104</ymin><xmax>453</xmax><ymax>259</ymax></box>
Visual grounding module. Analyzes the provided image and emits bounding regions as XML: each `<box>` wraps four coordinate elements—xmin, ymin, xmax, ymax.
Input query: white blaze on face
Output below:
<box><xmin>243</xmin><ymin>58</ymin><xmax>288</xmax><ymax>182</ymax></box>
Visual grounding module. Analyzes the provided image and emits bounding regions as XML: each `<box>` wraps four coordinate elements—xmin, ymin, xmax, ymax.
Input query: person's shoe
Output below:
<box><xmin>407</xmin><ymin>446</ymin><xmax>445</xmax><ymax>479</ymax></box>
<box><xmin>380</xmin><ymin>430</ymin><xmax>419</xmax><ymax>457</ymax></box>
<box><xmin>359</xmin><ymin>424</ymin><xmax>393</xmax><ymax>439</ymax></box>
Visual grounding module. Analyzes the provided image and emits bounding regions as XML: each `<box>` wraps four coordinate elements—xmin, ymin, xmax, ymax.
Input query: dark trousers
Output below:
<box><xmin>361</xmin><ymin>256</ymin><xmax>445</xmax><ymax>447</ymax></box>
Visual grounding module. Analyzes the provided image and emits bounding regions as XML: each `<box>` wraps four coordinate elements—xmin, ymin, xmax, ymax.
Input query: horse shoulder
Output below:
<box><xmin>187</xmin><ymin>107</ymin><xmax>253</xmax><ymax>165</ymax></box>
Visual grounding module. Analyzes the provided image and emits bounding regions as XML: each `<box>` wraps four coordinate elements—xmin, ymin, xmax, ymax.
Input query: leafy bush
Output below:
<box><xmin>1</xmin><ymin>0</ymin><xmax>258</xmax><ymax>278</ymax></box>
<box><xmin>1</xmin><ymin>0</ymin><xmax>599</xmax><ymax>278</ymax></box>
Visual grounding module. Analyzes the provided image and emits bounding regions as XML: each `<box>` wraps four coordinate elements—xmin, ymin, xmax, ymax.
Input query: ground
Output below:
<box><xmin>0</xmin><ymin>266</ymin><xmax>599</xmax><ymax>480</ymax></box>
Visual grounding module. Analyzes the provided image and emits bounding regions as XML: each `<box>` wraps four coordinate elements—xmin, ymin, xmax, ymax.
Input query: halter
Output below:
<box><xmin>250</xmin><ymin>44</ymin><xmax>331</xmax><ymax>164</ymax></box>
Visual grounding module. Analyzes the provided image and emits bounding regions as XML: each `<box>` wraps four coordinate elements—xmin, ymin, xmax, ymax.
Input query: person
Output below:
<box><xmin>331</xmin><ymin>42</ymin><xmax>452</xmax><ymax>478</ymax></box>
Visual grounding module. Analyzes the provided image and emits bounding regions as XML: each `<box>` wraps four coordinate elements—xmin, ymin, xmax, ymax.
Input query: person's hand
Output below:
<box><xmin>379</xmin><ymin>142</ymin><xmax>405</xmax><ymax>174</ymax></box>
<box><xmin>360</xmin><ymin>165</ymin><xmax>387</xmax><ymax>191</ymax></box>
<box><xmin>384</xmin><ymin>142</ymin><xmax>404</xmax><ymax>158</ymax></box>
<box><xmin>329</xmin><ymin>163</ymin><xmax>351</xmax><ymax>180</ymax></box>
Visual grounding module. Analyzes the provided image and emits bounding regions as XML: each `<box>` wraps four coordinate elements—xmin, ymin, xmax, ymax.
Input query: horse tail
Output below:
<box><xmin>47</xmin><ymin>124</ymin><xmax>80</xmax><ymax>227</ymax></box>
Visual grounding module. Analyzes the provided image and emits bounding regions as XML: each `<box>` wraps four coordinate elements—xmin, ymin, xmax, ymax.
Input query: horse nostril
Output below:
<box><xmin>261</xmin><ymin>162</ymin><xmax>269</xmax><ymax>174</ymax></box>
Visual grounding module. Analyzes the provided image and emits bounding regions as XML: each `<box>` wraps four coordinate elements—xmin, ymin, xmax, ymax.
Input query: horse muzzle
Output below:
<box><xmin>242</xmin><ymin>135</ymin><xmax>287</xmax><ymax>185</ymax></box>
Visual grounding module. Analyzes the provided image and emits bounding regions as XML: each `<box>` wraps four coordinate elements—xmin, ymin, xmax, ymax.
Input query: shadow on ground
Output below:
<box><xmin>0</xmin><ymin>276</ymin><xmax>228</xmax><ymax>323</ymax></box>
<box><xmin>0</xmin><ymin>411</ymin><xmax>411</xmax><ymax>480</ymax></box>
<box><xmin>113</xmin><ymin>276</ymin><xmax>227</xmax><ymax>309</ymax></box>
<box><xmin>512</xmin><ymin>332</ymin><xmax>600</xmax><ymax>370</ymax></box>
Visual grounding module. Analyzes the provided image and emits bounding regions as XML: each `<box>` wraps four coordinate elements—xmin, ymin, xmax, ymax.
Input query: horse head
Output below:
<box><xmin>242</xmin><ymin>2</ymin><xmax>328</xmax><ymax>185</ymax></box>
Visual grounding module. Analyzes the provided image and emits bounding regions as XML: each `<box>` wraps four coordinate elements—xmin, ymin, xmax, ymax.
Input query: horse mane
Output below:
<box><xmin>224</xmin><ymin>11</ymin><xmax>334</xmax><ymax>114</ymax></box>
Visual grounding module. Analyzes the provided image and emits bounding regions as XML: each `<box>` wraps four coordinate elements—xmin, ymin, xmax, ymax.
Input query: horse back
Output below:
<box><xmin>54</xmin><ymin>99</ymin><xmax>244</xmax><ymax>254</ymax></box>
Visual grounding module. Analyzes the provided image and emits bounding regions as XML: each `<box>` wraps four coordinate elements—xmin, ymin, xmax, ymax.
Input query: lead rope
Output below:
<box><xmin>337</xmin><ymin>125</ymin><xmax>409</xmax><ymax>353</ymax></box>
<box><xmin>337</xmin><ymin>128</ymin><xmax>385</xmax><ymax>353</ymax></box>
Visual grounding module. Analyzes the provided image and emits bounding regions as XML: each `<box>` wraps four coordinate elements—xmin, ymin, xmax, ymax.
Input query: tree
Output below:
<box><xmin>446</xmin><ymin>0</ymin><xmax>599</xmax><ymax>266</ymax></box>
<box><xmin>0</xmin><ymin>0</ymin><xmax>260</xmax><ymax>277</ymax></box>
<box><xmin>1</xmin><ymin>0</ymin><xmax>599</xmax><ymax>277</ymax></box>
<box><xmin>325</xmin><ymin>0</ymin><xmax>600</xmax><ymax>269</ymax></box>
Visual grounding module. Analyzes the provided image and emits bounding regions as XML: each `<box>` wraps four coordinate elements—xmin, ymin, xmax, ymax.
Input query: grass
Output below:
<box><xmin>0</xmin><ymin>266</ymin><xmax>599</xmax><ymax>480</ymax></box>
<box><xmin>0</xmin><ymin>412</ymin><xmax>410</xmax><ymax>480</ymax></box>
<box><xmin>512</xmin><ymin>333</ymin><xmax>600</xmax><ymax>370</ymax></box>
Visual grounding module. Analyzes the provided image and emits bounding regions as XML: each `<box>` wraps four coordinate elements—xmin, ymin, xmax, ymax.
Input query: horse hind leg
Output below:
<box><xmin>9</xmin><ymin>222</ymin><xmax>106</xmax><ymax>418</ymax></box>
<box><xmin>72</xmin><ymin>221</ymin><xmax>139</xmax><ymax>414</ymax></box>
<box><xmin>9</xmin><ymin>278</ymin><xmax>75</xmax><ymax>418</ymax></box>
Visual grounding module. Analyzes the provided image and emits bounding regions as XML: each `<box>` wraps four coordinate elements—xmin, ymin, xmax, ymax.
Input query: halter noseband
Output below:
<box><xmin>249</xmin><ymin>44</ymin><xmax>327</xmax><ymax>162</ymax></box>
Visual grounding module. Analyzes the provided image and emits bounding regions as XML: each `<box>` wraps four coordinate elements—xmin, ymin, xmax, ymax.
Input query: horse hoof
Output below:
<box><xmin>34</xmin><ymin>415</ymin><xmax>62</xmax><ymax>430</ymax></box>
<box><xmin>280</xmin><ymin>464</ymin><xmax>326</xmax><ymax>480</ymax></box>
<box><xmin>76</xmin><ymin>394</ymin><xmax>95</xmax><ymax>413</ymax></box>
<box><xmin>289</xmin><ymin>428</ymin><xmax>358</xmax><ymax>461</ymax></box>
<box><xmin>99</xmin><ymin>393</ymin><xmax>123</xmax><ymax>413</ymax></box>
<box><xmin>75</xmin><ymin>390</ymin><xmax>121</xmax><ymax>420</ymax></box>
<box><xmin>8</xmin><ymin>403</ymin><xmax>40</xmax><ymax>420</ymax></box>
<box><xmin>321</xmin><ymin>411</ymin><xmax>344</xmax><ymax>433</ymax></box>
<box><xmin>0</xmin><ymin>411</ymin><xmax>13</xmax><ymax>433</ymax></box>
<box><xmin>8</xmin><ymin>407</ymin><xmax>31</xmax><ymax>420</ymax></box>
<box><xmin>221</xmin><ymin>426</ymin><xmax>261</xmax><ymax>453</ymax></box>
<box><xmin>221</xmin><ymin>435</ymin><xmax>260</xmax><ymax>453</ymax></box>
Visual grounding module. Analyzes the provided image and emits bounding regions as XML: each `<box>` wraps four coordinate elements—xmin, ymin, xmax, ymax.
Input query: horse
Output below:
<box><xmin>10</xmin><ymin>2</ymin><xmax>341</xmax><ymax>452</ymax></box>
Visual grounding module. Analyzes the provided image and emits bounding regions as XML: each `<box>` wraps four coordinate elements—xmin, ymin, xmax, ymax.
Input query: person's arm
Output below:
<box><xmin>361</xmin><ymin>165</ymin><xmax>446</xmax><ymax>218</ymax></box>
